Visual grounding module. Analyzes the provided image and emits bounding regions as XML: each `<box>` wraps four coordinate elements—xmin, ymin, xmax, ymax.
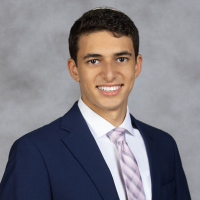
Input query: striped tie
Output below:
<box><xmin>107</xmin><ymin>127</ymin><xmax>146</xmax><ymax>200</ymax></box>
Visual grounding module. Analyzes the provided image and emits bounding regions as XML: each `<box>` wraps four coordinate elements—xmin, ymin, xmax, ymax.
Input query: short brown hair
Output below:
<box><xmin>68</xmin><ymin>7</ymin><xmax>139</xmax><ymax>64</ymax></box>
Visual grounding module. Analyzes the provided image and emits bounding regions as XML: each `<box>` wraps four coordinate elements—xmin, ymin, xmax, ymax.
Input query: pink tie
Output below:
<box><xmin>107</xmin><ymin>127</ymin><xmax>146</xmax><ymax>200</ymax></box>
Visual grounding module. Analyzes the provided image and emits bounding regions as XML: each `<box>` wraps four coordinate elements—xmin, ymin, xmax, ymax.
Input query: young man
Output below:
<box><xmin>0</xmin><ymin>7</ymin><xmax>191</xmax><ymax>200</ymax></box>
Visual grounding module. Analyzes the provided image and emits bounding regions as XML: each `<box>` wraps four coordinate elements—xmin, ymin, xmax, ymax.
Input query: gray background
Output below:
<box><xmin>0</xmin><ymin>0</ymin><xmax>199</xmax><ymax>199</ymax></box>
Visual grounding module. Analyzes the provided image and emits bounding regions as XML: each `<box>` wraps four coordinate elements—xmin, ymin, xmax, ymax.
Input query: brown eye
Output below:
<box><xmin>117</xmin><ymin>57</ymin><xmax>127</xmax><ymax>62</ymax></box>
<box><xmin>88</xmin><ymin>59</ymin><xmax>99</xmax><ymax>64</ymax></box>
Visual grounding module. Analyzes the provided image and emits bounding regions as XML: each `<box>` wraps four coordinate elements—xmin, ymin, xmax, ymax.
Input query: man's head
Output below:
<box><xmin>68</xmin><ymin>7</ymin><xmax>139</xmax><ymax>65</ymax></box>
<box><xmin>67</xmin><ymin>7</ymin><xmax>142</xmax><ymax>121</ymax></box>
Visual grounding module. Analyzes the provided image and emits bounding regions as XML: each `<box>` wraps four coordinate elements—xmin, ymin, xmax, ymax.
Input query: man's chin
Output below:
<box><xmin>96</xmin><ymin>101</ymin><xmax>126</xmax><ymax>112</ymax></box>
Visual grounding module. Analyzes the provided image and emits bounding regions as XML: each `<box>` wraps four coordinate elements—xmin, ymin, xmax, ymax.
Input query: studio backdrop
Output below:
<box><xmin>0</xmin><ymin>0</ymin><xmax>199</xmax><ymax>199</ymax></box>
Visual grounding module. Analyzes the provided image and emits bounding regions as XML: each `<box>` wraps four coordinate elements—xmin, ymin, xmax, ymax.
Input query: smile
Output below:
<box><xmin>97</xmin><ymin>85</ymin><xmax>123</xmax><ymax>92</ymax></box>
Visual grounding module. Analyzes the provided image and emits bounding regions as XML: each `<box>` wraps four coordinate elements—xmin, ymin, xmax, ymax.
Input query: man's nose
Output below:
<box><xmin>101</xmin><ymin>62</ymin><xmax>117</xmax><ymax>82</ymax></box>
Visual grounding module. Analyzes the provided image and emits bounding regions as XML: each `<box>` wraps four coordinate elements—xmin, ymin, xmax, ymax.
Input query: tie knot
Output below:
<box><xmin>107</xmin><ymin>127</ymin><xmax>126</xmax><ymax>144</ymax></box>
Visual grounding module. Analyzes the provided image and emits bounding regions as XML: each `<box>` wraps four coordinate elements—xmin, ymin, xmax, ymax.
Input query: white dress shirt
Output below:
<box><xmin>78</xmin><ymin>98</ymin><xmax>152</xmax><ymax>200</ymax></box>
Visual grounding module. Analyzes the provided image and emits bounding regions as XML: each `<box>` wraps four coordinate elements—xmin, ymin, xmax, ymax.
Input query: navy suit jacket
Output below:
<box><xmin>0</xmin><ymin>102</ymin><xmax>191</xmax><ymax>200</ymax></box>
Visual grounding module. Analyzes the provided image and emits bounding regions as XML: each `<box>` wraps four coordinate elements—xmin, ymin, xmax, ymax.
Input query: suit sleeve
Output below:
<box><xmin>0</xmin><ymin>138</ymin><xmax>52</xmax><ymax>200</ymax></box>
<box><xmin>173</xmin><ymin>139</ymin><xmax>191</xmax><ymax>200</ymax></box>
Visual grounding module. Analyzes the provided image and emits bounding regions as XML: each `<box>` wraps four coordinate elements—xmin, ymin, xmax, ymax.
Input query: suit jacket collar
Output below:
<box><xmin>60</xmin><ymin>101</ymin><xmax>120</xmax><ymax>200</ymax></box>
<box><xmin>130</xmin><ymin>115</ymin><xmax>159</xmax><ymax>200</ymax></box>
<box><xmin>60</xmin><ymin>101</ymin><xmax>158</xmax><ymax>200</ymax></box>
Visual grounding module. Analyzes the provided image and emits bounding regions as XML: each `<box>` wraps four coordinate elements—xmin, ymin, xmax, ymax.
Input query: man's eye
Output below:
<box><xmin>117</xmin><ymin>57</ymin><xmax>127</xmax><ymax>62</ymax></box>
<box><xmin>88</xmin><ymin>59</ymin><xmax>99</xmax><ymax>64</ymax></box>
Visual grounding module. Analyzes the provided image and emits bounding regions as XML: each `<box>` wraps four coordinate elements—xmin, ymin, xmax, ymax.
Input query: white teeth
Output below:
<box><xmin>98</xmin><ymin>85</ymin><xmax>122</xmax><ymax>92</ymax></box>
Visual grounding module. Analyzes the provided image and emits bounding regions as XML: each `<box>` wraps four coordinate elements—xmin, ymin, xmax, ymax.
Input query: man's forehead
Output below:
<box><xmin>79</xmin><ymin>31</ymin><xmax>133</xmax><ymax>46</ymax></box>
<box><xmin>77</xmin><ymin>32</ymin><xmax>134</xmax><ymax>58</ymax></box>
<box><xmin>79</xmin><ymin>30</ymin><xmax>131</xmax><ymax>40</ymax></box>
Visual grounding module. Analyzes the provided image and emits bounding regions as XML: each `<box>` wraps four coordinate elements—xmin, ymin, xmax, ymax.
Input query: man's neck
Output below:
<box><xmin>96</xmin><ymin>108</ymin><xmax>127</xmax><ymax>127</ymax></box>
<box><xmin>81</xmin><ymin>99</ymin><xmax>128</xmax><ymax>127</ymax></box>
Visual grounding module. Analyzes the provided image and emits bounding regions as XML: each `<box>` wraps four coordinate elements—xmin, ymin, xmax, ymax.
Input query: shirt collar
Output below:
<box><xmin>78</xmin><ymin>98</ymin><xmax>134</xmax><ymax>140</ymax></box>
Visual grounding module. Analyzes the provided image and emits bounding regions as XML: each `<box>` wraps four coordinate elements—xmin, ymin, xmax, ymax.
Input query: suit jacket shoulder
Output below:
<box><xmin>0</xmin><ymin>102</ymin><xmax>119</xmax><ymax>200</ymax></box>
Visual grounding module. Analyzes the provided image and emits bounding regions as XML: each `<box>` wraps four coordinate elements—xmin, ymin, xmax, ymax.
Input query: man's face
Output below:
<box><xmin>68</xmin><ymin>31</ymin><xmax>142</xmax><ymax>114</ymax></box>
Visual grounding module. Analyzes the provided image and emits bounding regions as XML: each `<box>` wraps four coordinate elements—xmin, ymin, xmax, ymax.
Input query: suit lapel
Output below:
<box><xmin>130</xmin><ymin>115</ymin><xmax>160</xmax><ymax>200</ymax></box>
<box><xmin>60</xmin><ymin>102</ymin><xmax>159</xmax><ymax>199</ymax></box>
<box><xmin>60</xmin><ymin>102</ymin><xmax>119</xmax><ymax>200</ymax></box>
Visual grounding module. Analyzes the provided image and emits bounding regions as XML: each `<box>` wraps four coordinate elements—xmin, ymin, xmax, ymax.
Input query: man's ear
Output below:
<box><xmin>67</xmin><ymin>58</ymin><xmax>80</xmax><ymax>82</ymax></box>
<box><xmin>134</xmin><ymin>54</ymin><xmax>142</xmax><ymax>79</ymax></box>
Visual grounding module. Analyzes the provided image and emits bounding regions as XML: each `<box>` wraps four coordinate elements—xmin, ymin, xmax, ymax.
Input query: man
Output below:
<box><xmin>0</xmin><ymin>7</ymin><xmax>191</xmax><ymax>200</ymax></box>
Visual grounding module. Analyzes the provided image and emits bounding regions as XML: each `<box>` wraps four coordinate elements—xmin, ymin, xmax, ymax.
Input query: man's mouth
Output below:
<box><xmin>96</xmin><ymin>84</ymin><xmax>123</xmax><ymax>92</ymax></box>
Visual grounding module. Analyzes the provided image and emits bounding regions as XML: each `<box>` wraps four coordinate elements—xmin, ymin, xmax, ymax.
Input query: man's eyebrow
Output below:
<box><xmin>83</xmin><ymin>53</ymin><xmax>103</xmax><ymax>60</ymax></box>
<box><xmin>83</xmin><ymin>51</ymin><xmax>132</xmax><ymax>60</ymax></box>
<box><xmin>114</xmin><ymin>51</ymin><xmax>132</xmax><ymax>57</ymax></box>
